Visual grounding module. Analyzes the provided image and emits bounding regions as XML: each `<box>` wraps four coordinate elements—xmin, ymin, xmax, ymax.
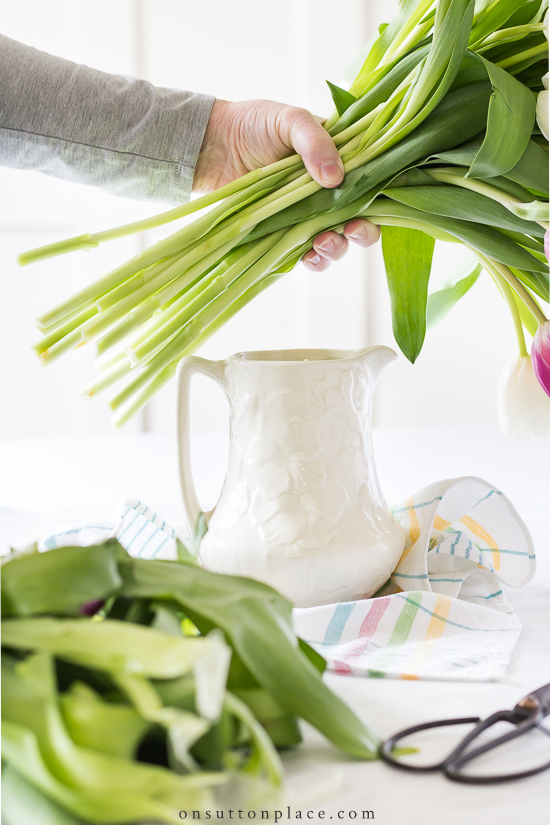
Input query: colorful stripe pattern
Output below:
<box><xmin>43</xmin><ymin>500</ymin><xmax>176</xmax><ymax>560</ymax></box>
<box><xmin>42</xmin><ymin>477</ymin><xmax>535</xmax><ymax>682</ymax></box>
<box><xmin>294</xmin><ymin>476</ymin><xmax>535</xmax><ymax>681</ymax></box>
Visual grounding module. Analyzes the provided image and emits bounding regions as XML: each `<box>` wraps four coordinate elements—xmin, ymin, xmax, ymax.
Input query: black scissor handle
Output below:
<box><xmin>380</xmin><ymin>716</ymin><xmax>481</xmax><ymax>772</ymax></box>
<box><xmin>445</xmin><ymin>712</ymin><xmax>550</xmax><ymax>784</ymax></box>
<box><xmin>381</xmin><ymin>709</ymin><xmax>550</xmax><ymax>784</ymax></box>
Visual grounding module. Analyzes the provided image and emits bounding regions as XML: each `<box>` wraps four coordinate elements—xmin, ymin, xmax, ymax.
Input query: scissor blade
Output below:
<box><xmin>515</xmin><ymin>683</ymin><xmax>550</xmax><ymax>717</ymax></box>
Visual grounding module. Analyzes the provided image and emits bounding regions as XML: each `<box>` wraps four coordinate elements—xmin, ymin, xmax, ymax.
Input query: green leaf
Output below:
<box><xmin>510</xmin><ymin>266</ymin><xmax>549</xmax><ymax>302</ymax></box>
<box><xmin>427</xmin><ymin>258</ymin><xmax>482</xmax><ymax>327</ymax></box>
<box><xmin>331</xmin><ymin>45</ymin><xmax>430</xmax><ymax>136</ymax></box>
<box><xmin>246</xmin><ymin>83</ymin><xmax>492</xmax><ymax>241</ymax></box>
<box><xmin>1</xmin><ymin>540</ymin><xmax>122</xmax><ymax>618</ymax></box>
<box><xmin>467</xmin><ymin>54</ymin><xmax>537</xmax><ymax>178</ymax></box>
<box><xmin>232</xmin><ymin>686</ymin><xmax>302</xmax><ymax>748</ymax></box>
<box><xmin>118</xmin><ymin>556</ymin><xmax>380</xmax><ymax>758</ymax></box>
<box><xmin>430</xmin><ymin>137</ymin><xmax>550</xmax><ymax>195</ymax></box>
<box><xmin>2</xmin><ymin>616</ymin><xmax>214</xmax><ymax>679</ymax></box>
<box><xmin>298</xmin><ymin>637</ymin><xmax>327</xmax><ymax>673</ymax></box>
<box><xmin>223</xmin><ymin>692</ymin><xmax>284</xmax><ymax>786</ymax></box>
<box><xmin>113</xmin><ymin>671</ymin><xmax>210</xmax><ymax>772</ymax></box>
<box><xmin>384</xmin><ymin>184</ymin><xmax>544</xmax><ymax>236</ymax></box>
<box><xmin>505</xmin><ymin>139</ymin><xmax>550</xmax><ymax>196</ymax></box>
<box><xmin>372</xmin><ymin>0</ymin><xmax>476</xmax><ymax>157</ymax></box>
<box><xmin>487</xmin><ymin>31</ymin><xmax>547</xmax><ymax>71</ymax></box>
<box><xmin>1</xmin><ymin>653</ymin><xmax>216</xmax><ymax>823</ymax></box>
<box><xmin>381</xmin><ymin>226</ymin><xmax>436</xmax><ymax>362</ymax></box>
<box><xmin>1</xmin><ymin>767</ymin><xmax>87</xmax><ymax>825</ymax></box>
<box><xmin>326</xmin><ymin>81</ymin><xmax>356</xmax><ymax>116</ymax></box>
<box><xmin>391</xmin><ymin>746</ymin><xmax>420</xmax><ymax>757</ymax></box>
<box><xmin>1</xmin><ymin>718</ymin><xmax>190</xmax><ymax>825</ymax></box>
<box><xmin>505</xmin><ymin>0</ymin><xmax>547</xmax><ymax>29</ymax></box>
<box><xmin>355</xmin><ymin>0</ymin><xmax>434</xmax><ymax>78</ymax></box>
<box><xmin>368</xmin><ymin>199</ymin><xmax>548</xmax><ymax>272</ymax></box>
<box><xmin>60</xmin><ymin>682</ymin><xmax>151</xmax><ymax>759</ymax></box>
<box><xmin>469</xmin><ymin>0</ymin><xmax>524</xmax><ymax>46</ymax></box>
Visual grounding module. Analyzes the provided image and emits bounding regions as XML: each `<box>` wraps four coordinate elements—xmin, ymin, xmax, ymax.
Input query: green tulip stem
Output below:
<box><xmin>491</xmin><ymin>260</ymin><xmax>548</xmax><ymax>326</ymax></box>
<box><xmin>496</xmin><ymin>42</ymin><xmax>548</xmax><ymax>70</ymax></box>
<box><xmin>477</xmin><ymin>253</ymin><xmax>529</xmax><ymax>357</ymax></box>
<box><xmin>424</xmin><ymin>168</ymin><xmax>550</xmax><ymax>227</ymax></box>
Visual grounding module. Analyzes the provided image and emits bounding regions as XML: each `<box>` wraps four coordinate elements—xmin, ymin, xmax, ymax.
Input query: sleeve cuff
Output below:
<box><xmin>146</xmin><ymin>89</ymin><xmax>215</xmax><ymax>204</ymax></box>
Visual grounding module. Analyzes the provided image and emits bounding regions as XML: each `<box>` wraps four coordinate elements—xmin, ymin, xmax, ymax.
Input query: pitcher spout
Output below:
<box><xmin>360</xmin><ymin>346</ymin><xmax>397</xmax><ymax>385</ymax></box>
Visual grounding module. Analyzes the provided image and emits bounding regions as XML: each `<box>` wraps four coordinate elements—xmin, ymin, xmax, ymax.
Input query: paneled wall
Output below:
<box><xmin>1</xmin><ymin>0</ymin><xmax>514</xmax><ymax>438</ymax></box>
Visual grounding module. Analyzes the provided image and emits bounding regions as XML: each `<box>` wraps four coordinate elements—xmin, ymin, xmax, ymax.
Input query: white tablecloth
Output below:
<box><xmin>1</xmin><ymin>427</ymin><xmax>549</xmax><ymax>825</ymax></box>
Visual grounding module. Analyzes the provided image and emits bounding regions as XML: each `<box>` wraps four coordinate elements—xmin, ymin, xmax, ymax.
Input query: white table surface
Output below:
<box><xmin>1</xmin><ymin>427</ymin><xmax>549</xmax><ymax>825</ymax></box>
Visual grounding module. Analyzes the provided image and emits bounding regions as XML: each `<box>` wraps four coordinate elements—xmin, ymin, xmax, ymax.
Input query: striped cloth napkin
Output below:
<box><xmin>42</xmin><ymin>476</ymin><xmax>535</xmax><ymax>683</ymax></box>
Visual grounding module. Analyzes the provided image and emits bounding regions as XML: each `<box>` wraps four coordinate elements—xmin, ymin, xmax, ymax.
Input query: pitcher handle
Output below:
<box><xmin>176</xmin><ymin>356</ymin><xmax>226</xmax><ymax>537</ymax></box>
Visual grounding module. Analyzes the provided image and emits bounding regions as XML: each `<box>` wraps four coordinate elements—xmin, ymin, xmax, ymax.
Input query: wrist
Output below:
<box><xmin>193</xmin><ymin>99</ymin><xmax>233</xmax><ymax>193</ymax></box>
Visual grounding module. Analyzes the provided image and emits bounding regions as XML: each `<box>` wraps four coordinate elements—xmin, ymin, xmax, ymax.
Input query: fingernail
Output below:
<box><xmin>319</xmin><ymin>161</ymin><xmax>344</xmax><ymax>186</ymax></box>
<box><xmin>309</xmin><ymin>254</ymin><xmax>321</xmax><ymax>265</ymax></box>
<box><xmin>317</xmin><ymin>238</ymin><xmax>334</xmax><ymax>253</ymax></box>
<box><xmin>349</xmin><ymin>225</ymin><xmax>369</xmax><ymax>240</ymax></box>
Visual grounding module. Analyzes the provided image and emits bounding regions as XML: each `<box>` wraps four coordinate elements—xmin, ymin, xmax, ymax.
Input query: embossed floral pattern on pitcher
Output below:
<box><xmin>177</xmin><ymin>348</ymin><xmax>405</xmax><ymax>607</ymax></box>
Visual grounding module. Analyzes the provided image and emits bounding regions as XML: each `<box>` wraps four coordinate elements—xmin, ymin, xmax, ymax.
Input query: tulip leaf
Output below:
<box><xmin>467</xmin><ymin>54</ymin><xmax>536</xmax><ymax>178</ymax></box>
<box><xmin>510</xmin><ymin>266</ymin><xmax>549</xmax><ymax>303</ymax></box>
<box><xmin>1</xmin><ymin>652</ymin><xmax>212</xmax><ymax>823</ymax></box>
<box><xmin>505</xmin><ymin>0</ymin><xmax>546</xmax><ymax>29</ymax></box>
<box><xmin>381</xmin><ymin>225</ymin><xmax>435</xmax><ymax>363</ymax></box>
<box><xmin>468</xmin><ymin>0</ymin><xmax>523</xmax><ymax>46</ymax></box>
<box><xmin>245</xmin><ymin>83</ymin><xmax>492</xmax><ymax>241</ymax></box>
<box><xmin>430</xmin><ymin>137</ymin><xmax>550</xmax><ymax>196</ymax></box>
<box><xmin>507</xmin><ymin>139</ymin><xmax>550</xmax><ymax>196</ymax></box>
<box><xmin>118</xmin><ymin>556</ymin><xmax>380</xmax><ymax>759</ymax></box>
<box><xmin>1</xmin><ymin>766</ymin><xmax>87</xmax><ymax>825</ymax></box>
<box><xmin>375</xmin><ymin>0</ymin><xmax>476</xmax><ymax>156</ymax></box>
<box><xmin>59</xmin><ymin>682</ymin><xmax>151</xmax><ymax>759</ymax></box>
<box><xmin>427</xmin><ymin>257</ymin><xmax>482</xmax><ymax>328</ymax></box>
<box><xmin>326</xmin><ymin>81</ymin><xmax>356</xmax><ymax>116</ymax></box>
<box><xmin>1</xmin><ymin>540</ymin><xmax>122</xmax><ymax>618</ymax></box>
<box><xmin>1</xmin><ymin>616</ymin><xmax>212</xmax><ymax>679</ymax></box>
<box><xmin>384</xmin><ymin>184</ymin><xmax>544</xmax><ymax>236</ymax></box>
<box><xmin>333</xmin><ymin>45</ymin><xmax>430</xmax><ymax>135</ymax></box>
<box><xmin>369</xmin><ymin>199</ymin><xmax>548</xmax><ymax>273</ymax></box>
<box><xmin>356</xmin><ymin>0</ymin><xmax>433</xmax><ymax>78</ymax></box>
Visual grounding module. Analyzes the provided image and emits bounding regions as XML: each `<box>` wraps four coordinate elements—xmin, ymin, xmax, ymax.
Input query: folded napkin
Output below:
<box><xmin>42</xmin><ymin>476</ymin><xmax>534</xmax><ymax>683</ymax></box>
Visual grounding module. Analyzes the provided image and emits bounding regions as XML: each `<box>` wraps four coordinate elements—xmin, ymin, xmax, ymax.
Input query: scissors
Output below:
<box><xmin>380</xmin><ymin>683</ymin><xmax>550</xmax><ymax>784</ymax></box>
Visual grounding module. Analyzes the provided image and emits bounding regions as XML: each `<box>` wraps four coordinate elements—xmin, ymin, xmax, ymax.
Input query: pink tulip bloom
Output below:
<box><xmin>531</xmin><ymin>321</ymin><xmax>550</xmax><ymax>398</ymax></box>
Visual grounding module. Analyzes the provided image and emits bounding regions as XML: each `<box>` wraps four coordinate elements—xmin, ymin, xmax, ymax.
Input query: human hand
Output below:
<box><xmin>193</xmin><ymin>99</ymin><xmax>380</xmax><ymax>270</ymax></box>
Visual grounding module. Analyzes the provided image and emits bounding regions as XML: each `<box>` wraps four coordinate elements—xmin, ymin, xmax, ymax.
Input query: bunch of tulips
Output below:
<box><xmin>20</xmin><ymin>0</ymin><xmax>550</xmax><ymax>436</ymax></box>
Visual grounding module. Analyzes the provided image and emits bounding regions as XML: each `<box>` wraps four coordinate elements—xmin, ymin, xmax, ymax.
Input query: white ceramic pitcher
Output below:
<box><xmin>177</xmin><ymin>347</ymin><xmax>405</xmax><ymax>607</ymax></box>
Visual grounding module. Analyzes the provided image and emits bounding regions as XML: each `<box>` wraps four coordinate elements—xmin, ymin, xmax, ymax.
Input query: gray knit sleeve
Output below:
<box><xmin>0</xmin><ymin>35</ymin><xmax>215</xmax><ymax>203</ymax></box>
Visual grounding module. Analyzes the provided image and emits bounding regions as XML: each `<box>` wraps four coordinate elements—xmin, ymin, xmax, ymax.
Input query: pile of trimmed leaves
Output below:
<box><xmin>21</xmin><ymin>0</ymin><xmax>549</xmax><ymax>425</ymax></box>
<box><xmin>1</xmin><ymin>539</ymin><xmax>379</xmax><ymax>824</ymax></box>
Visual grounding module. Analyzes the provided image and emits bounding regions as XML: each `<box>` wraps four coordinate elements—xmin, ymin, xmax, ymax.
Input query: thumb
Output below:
<box><xmin>281</xmin><ymin>107</ymin><xmax>344</xmax><ymax>188</ymax></box>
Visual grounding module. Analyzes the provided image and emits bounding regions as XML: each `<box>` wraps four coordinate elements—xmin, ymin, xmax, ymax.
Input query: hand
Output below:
<box><xmin>193</xmin><ymin>99</ymin><xmax>380</xmax><ymax>269</ymax></box>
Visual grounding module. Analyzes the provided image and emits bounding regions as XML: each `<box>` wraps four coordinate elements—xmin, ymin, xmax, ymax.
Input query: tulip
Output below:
<box><xmin>80</xmin><ymin>598</ymin><xmax>105</xmax><ymax>616</ymax></box>
<box><xmin>540</xmin><ymin>11</ymin><xmax>550</xmax><ymax>140</ymax></box>
<box><xmin>536</xmin><ymin>72</ymin><xmax>549</xmax><ymax>141</ymax></box>
<box><xmin>532</xmin><ymin>321</ymin><xmax>550</xmax><ymax>399</ymax></box>
<box><xmin>498</xmin><ymin>355</ymin><xmax>550</xmax><ymax>439</ymax></box>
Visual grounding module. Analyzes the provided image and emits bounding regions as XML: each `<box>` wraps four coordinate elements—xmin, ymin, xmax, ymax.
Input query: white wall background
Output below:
<box><xmin>0</xmin><ymin>0</ymin><xmax>517</xmax><ymax>439</ymax></box>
